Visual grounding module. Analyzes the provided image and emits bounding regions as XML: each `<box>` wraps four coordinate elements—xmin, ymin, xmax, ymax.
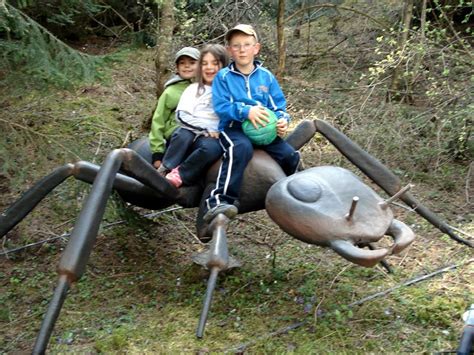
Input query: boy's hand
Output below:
<box><xmin>248</xmin><ymin>106</ymin><xmax>270</xmax><ymax>129</ymax></box>
<box><xmin>276</xmin><ymin>118</ymin><xmax>288</xmax><ymax>137</ymax></box>
<box><xmin>208</xmin><ymin>131</ymin><xmax>220</xmax><ymax>139</ymax></box>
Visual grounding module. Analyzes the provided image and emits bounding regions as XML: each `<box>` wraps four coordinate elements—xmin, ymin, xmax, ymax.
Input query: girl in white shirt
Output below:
<box><xmin>160</xmin><ymin>44</ymin><xmax>229</xmax><ymax>188</ymax></box>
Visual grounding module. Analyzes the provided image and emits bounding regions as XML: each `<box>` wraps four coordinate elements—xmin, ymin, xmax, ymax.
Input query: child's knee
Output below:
<box><xmin>280</xmin><ymin>150</ymin><xmax>300</xmax><ymax>175</ymax></box>
<box><xmin>288</xmin><ymin>151</ymin><xmax>301</xmax><ymax>171</ymax></box>
<box><xmin>204</xmin><ymin>144</ymin><xmax>223</xmax><ymax>160</ymax></box>
<box><xmin>234</xmin><ymin>139</ymin><xmax>253</xmax><ymax>159</ymax></box>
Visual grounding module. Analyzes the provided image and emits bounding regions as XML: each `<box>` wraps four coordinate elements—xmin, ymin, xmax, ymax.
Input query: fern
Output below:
<box><xmin>0</xmin><ymin>1</ymin><xmax>105</xmax><ymax>87</ymax></box>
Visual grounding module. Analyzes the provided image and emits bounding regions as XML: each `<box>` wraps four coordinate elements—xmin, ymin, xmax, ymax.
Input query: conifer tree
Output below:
<box><xmin>0</xmin><ymin>1</ymin><xmax>103</xmax><ymax>87</ymax></box>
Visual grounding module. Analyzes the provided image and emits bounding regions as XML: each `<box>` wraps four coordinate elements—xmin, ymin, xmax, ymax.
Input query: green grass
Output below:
<box><xmin>1</xmin><ymin>208</ymin><xmax>472</xmax><ymax>352</ymax></box>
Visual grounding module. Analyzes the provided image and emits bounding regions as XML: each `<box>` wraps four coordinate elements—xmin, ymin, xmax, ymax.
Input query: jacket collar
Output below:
<box><xmin>228</xmin><ymin>60</ymin><xmax>262</xmax><ymax>75</ymax></box>
<box><xmin>164</xmin><ymin>74</ymin><xmax>190</xmax><ymax>88</ymax></box>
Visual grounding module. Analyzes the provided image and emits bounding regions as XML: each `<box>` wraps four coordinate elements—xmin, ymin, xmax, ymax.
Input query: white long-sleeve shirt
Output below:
<box><xmin>176</xmin><ymin>83</ymin><xmax>219</xmax><ymax>134</ymax></box>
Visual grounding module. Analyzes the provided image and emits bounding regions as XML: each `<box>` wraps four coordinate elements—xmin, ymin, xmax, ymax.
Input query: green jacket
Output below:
<box><xmin>149</xmin><ymin>78</ymin><xmax>191</xmax><ymax>162</ymax></box>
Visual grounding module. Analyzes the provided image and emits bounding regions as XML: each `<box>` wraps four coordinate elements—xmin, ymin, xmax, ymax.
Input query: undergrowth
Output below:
<box><xmin>1</xmin><ymin>3</ymin><xmax>473</xmax><ymax>353</ymax></box>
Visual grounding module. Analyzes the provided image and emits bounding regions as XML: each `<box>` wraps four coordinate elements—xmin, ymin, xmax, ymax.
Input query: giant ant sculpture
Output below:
<box><xmin>1</xmin><ymin>119</ymin><xmax>471</xmax><ymax>353</ymax></box>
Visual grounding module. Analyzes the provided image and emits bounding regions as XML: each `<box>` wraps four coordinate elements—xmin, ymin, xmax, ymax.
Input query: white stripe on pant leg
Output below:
<box><xmin>207</xmin><ymin>132</ymin><xmax>234</xmax><ymax>207</ymax></box>
<box><xmin>209</xmin><ymin>161</ymin><xmax>223</xmax><ymax>198</ymax></box>
<box><xmin>221</xmin><ymin>131</ymin><xmax>235</xmax><ymax>197</ymax></box>
<box><xmin>292</xmin><ymin>151</ymin><xmax>301</xmax><ymax>174</ymax></box>
<box><xmin>207</xmin><ymin>159</ymin><xmax>223</xmax><ymax>209</ymax></box>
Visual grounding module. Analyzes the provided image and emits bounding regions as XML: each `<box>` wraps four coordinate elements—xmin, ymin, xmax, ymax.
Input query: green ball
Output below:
<box><xmin>242</xmin><ymin>108</ymin><xmax>278</xmax><ymax>145</ymax></box>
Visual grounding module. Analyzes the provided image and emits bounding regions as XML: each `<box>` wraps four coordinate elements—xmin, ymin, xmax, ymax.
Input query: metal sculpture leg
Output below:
<box><xmin>193</xmin><ymin>214</ymin><xmax>241</xmax><ymax>338</ymax></box>
<box><xmin>312</xmin><ymin>119</ymin><xmax>472</xmax><ymax>248</ymax></box>
<box><xmin>1</xmin><ymin>160</ymin><xmax>174</xmax><ymax>239</ymax></box>
<box><xmin>32</xmin><ymin>151</ymin><xmax>124</xmax><ymax>354</ymax></box>
<box><xmin>0</xmin><ymin>164</ymin><xmax>75</xmax><ymax>237</ymax></box>
<box><xmin>457</xmin><ymin>304</ymin><xmax>474</xmax><ymax>355</ymax></box>
<box><xmin>33</xmin><ymin>276</ymin><xmax>70</xmax><ymax>354</ymax></box>
<box><xmin>368</xmin><ymin>244</ymin><xmax>393</xmax><ymax>273</ymax></box>
<box><xmin>32</xmin><ymin>149</ymin><xmax>177</xmax><ymax>354</ymax></box>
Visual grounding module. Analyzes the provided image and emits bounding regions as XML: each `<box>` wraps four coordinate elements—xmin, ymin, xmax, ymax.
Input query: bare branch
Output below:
<box><xmin>285</xmin><ymin>3</ymin><xmax>390</xmax><ymax>29</ymax></box>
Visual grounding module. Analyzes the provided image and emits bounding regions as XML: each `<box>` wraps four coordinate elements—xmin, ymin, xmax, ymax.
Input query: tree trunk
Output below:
<box><xmin>387</xmin><ymin>0</ymin><xmax>414</xmax><ymax>102</ymax></box>
<box><xmin>142</xmin><ymin>0</ymin><xmax>174</xmax><ymax>130</ymax></box>
<box><xmin>409</xmin><ymin>0</ymin><xmax>427</xmax><ymax>92</ymax></box>
<box><xmin>276</xmin><ymin>0</ymin><xmax>286</xmax><ymax>80</ymax></box>
<box><xmin>155</xmin><ymin>0</ymin><xmax>175</xmax><ymax>98</ymax></box>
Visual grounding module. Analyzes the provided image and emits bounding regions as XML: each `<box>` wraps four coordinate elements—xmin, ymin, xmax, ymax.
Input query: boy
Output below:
<box><xmin>203</xmin><ymin>24</ymin><xmax>300</xmax><ymax>222</ymax></box>
<box><xmin>149</xmin><ymin>47</ymin><xmax>200</xmax><ymax>170</ymax></box>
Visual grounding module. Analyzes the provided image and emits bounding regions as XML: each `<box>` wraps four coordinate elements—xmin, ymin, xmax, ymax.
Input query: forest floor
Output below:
<box><xmin>0</xmin><ymin>37</ymin><xmax>473</xmax><ymax>353</ymax></box>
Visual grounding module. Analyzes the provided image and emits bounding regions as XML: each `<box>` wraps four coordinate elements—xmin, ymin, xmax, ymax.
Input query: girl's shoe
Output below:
<box><xmin>166</xmin><ymin>167</ymin><xmax>182</xmax><ymax>188</ymax></box>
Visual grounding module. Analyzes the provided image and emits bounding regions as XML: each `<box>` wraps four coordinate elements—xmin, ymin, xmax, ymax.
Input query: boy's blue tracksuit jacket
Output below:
<box><xmin>212</xmin><ymin>61</ymin><xmax>290</xmax><ymax>131</ymax></box>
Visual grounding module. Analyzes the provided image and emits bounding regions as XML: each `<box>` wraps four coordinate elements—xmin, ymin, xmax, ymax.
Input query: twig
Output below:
<box><xmin>231</xmin><ymin>281</ymin><xmax>254</xmax><ymax>297</ymax></box>
<box><xmin>224</xmin><ymin>321</ymin><xmax>308</xmax><ymax>353</ymax></box>
<box><xmin>86</xmin><ymin>12</ymin><xmax>119</xmax><ymax>38</ymax></box>
<box><xmin>335</xmin><ymin>104</ymin><xmax>358</xmax><ymax>118</ymax></box>
<box><xmin>390</xmin><ymin>201</ymin><xmax>416</xmax><ymax>211</ymax></box>
<box><xmin>446</xmin><ymin>225</ymin><xmax>473</xmax><ymax>239</ymax></box>
<box><xmin>347</xmin><ymin>259</ymin><xmax>472</xmax><ymax>307</ymax></box>
<box><xmin>116</xmin><ymin>83</ymin><xmax>135</xmax><ymax>98</ymax></box>
<box><xmin>92</xmin><ymin>132</ymin><xmax>103</xmax><ymax>164</ymax></box>
<box><xmin>292</xmin><ymin>36</ymin><xmax>349</xmax><ymax>60</ymax></box>
<box><xmin>313</xmin><ymin>295</ymin><xmax>325</xmax><ymax>323</ymax></box>
<box><xmin>284</xmin><ymin>4</ymin><xmax>390</xmax><ymax>29</ymax></box>
<box><xmin>359</xmin><ymin>84</ymin><xmax>376</xmax><ymax>113</ymax></box>
<box><xmin>312</xmin><ymin>264</ymin><xmax>352</xmax><ymax>325</ymax></box>
<box><xmin>0</xmin><ymin>233</ymin><xmax>70</xmax><ymax>257</ymax></box>
<box><xmin>410</xmin><ymin>94</ymin><xmax>465</xmax><ymax>122</ymax></box>
<box><xmin>84</xmin><ymin>122</ymin><xmax>125</xmax><ymax>138</ymax></box>
<box><xmin>53</xmin><ymin>218</ymin><xmax>75</xmax><ymax>230</ymax></box>
<box><xmin>235</xmin><ymin>230</ymin><xmax>275</xmax><ymax>248</ymax></box>
<box><xmin>466</xmin><ymin>161</ymin><xmax>473</xmax><ymax>206</ymax></box>
<box><xmin>319</xmin><ymin>36</ymin><xmax>349</xmax><ymax>58</ymax></box>
<box><xmin>329</xmin><ymin>265</ymin><xmax>352</xmax><ymax>290</ymax></box>
<box><xmin>107</xmin><ymin>6</ymin><xmax>133</xmax><ymax>31</ymax></box>
<box><xmin>121</xmin><ymin>130</ymin><xmax>133</xmax><ymax>148</ymax></box>
<box><xmin>172</xmin><ymin>211</ymin><xmax>204</xmax><ymax>245</ymax></box>
<box><xmin>1</xmin><ymin>235</ymin><xmax>10</xmax><ymax>260</ymax></box>
<box><xmin>397</xmin><ymin>249</ymin><xmax>410</xmax><ymax>268</ymax></box>
<box><xmin>438</xmin><ymin>5</ymin><xmax>473</xmax><ymax>60</ymax></box>
<box><xmin>235</xmin><ymin>216</ymin><xmax>280</xmax><ymax>233</ymax></box>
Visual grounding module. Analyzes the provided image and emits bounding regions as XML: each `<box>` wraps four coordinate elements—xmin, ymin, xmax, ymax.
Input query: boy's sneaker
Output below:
<box><xmin>203</xmin><ymin>204</ymin><xmax>238</xmax><ymax>223</ymax></box>
<box><xmin>165</xmin><ymin>167</ymin><xmax>182</xmax><ymax>188</ymax></box>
